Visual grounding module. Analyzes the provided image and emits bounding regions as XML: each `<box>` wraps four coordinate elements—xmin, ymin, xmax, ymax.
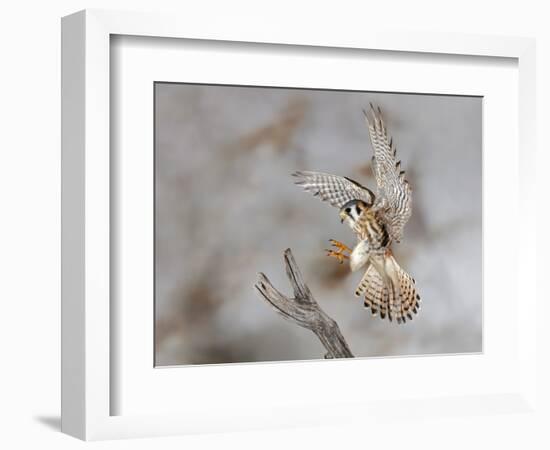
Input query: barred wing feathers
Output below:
<box><xmin>365</xmin><ymin>105</ymin><xmax>412</xmax><ymax>242</ymax></box>
<box><xmin>292</xmin><ymin>171</ymin><xmax>375</xmax><ymax>209</ymax></box>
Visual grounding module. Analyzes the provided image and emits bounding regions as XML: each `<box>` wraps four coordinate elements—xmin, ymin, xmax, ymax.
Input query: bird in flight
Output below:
<box><xmin>293</xmin><ymin>105</ymin><xmax>420</xmax><ymax>323</ymax></box>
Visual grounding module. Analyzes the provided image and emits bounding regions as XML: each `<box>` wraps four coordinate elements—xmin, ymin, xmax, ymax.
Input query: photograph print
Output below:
<box><xmin>154</xmin><ymin>83</ymin><xmax>482</xmax><ymax>366</ymax></box>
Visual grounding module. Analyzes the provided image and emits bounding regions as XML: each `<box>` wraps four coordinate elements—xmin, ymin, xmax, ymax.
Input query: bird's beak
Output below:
<box><xmin>339</xmin><ymin>211</ymin><xmax>346</xmax><ymax>224</ymax></box>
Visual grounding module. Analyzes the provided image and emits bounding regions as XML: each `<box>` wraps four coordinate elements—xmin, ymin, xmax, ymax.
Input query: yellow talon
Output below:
<box><xmin>329</xmin><ymin>239</ymin><xmax>352</xmax><ymax>254</ymax></box>
<box><xmin>325</xmin><ymin>239</ymin><xmax>351</xmax><ymax>264</ymax></box>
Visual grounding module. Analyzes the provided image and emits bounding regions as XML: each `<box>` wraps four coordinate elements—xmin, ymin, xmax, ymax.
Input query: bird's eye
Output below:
<box><xmin>345</xmin><ymin>208</ymin><xmax>351</xmax><ymax>214</ymax></box>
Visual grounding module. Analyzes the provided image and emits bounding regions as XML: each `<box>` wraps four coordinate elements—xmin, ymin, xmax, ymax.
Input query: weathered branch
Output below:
<box><xmin>254</xmin><ymin>248</ymin><xmax>353</xmax><ymax>359</ymax></box>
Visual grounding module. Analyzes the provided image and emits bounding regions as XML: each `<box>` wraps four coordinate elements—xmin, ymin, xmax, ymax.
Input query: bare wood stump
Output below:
<box><xmin>254</xmin><ymin>248</ymin><xmax>353</xmax><ymax>359</ymax></box>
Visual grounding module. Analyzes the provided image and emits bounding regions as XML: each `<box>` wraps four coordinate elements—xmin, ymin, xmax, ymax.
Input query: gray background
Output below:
<box><xmin>154</xmin><ymin>83</ymin><xmax>482</xmax><ymax>366</ymax></box>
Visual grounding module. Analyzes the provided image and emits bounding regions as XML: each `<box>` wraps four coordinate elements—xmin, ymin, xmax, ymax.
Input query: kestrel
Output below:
<box><xmin>293</xmin><ymin>105</ymin><xmax>420</xmax><ymax>323</ymax></box>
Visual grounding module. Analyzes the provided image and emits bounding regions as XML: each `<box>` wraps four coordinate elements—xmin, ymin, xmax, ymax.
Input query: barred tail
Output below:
<box><xmin>355</xmin><ymin>253</ymin><xmax>420</xmax><ymax>323</ymax></box>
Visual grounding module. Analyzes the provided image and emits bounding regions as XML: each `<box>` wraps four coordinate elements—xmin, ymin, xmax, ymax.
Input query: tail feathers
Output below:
<box><xmin>357</xmin><ymin>255</ymin><xmax>420</xmax><ymax>323</ymax></box>
<box><xmin>354</xmin><ymin>265</ymin><xmax>372</xmax><ymax>297</ymax></box>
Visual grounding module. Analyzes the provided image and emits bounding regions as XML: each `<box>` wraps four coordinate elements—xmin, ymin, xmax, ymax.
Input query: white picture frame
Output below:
<box><xmin>61</xmin><ymin>9</ymin><xmax>537</xmax><ymax>441</ymax></box>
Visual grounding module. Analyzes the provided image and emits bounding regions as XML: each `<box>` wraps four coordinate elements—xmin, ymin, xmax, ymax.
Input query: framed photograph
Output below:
<box><xmin>61</xmin><ymin>9</ymin><xmax>537</xmax><ymax>440</ymax></box>
<box><xmin>152</xmin><ymin>83</ymin><xmax>482</xmax><ymax>366</ymax></box>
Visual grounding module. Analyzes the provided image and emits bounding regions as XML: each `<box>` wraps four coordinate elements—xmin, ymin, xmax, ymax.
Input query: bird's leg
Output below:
<box><xmin>325</xmin><ymin>239</ymin><xmax>352</xmax><ymax>264</ymax></box>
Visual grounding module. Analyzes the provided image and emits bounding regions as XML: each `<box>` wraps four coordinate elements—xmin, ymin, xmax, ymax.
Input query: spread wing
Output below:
<box><xmin>292</xmin><ymin>171</ymin><xmax>375</xmax><ymax>209</ymax></box>
<box><xmin>365</xmin><ymin>105</ymin><xmax>412</xmax><ymax>242</ymax></box>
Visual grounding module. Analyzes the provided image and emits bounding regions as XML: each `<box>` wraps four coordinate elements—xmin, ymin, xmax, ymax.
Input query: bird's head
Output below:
<box><xmin>339</xmin><ymin>199</ymin><xmax>368</xmax><ymax>228</ymax></box>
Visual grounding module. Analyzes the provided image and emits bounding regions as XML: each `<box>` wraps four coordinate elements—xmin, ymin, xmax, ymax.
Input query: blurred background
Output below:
<box><xmin>154</xmin><ymin>83</ymin><xmax>482</xmax><ymax>366</ymax></box>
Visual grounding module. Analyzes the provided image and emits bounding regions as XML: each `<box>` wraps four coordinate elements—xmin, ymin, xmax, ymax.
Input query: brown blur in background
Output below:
<box><xmin>154</xmin><ymin>83</ymin><xmax>482</xmax><ymax>366</ymax></box>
